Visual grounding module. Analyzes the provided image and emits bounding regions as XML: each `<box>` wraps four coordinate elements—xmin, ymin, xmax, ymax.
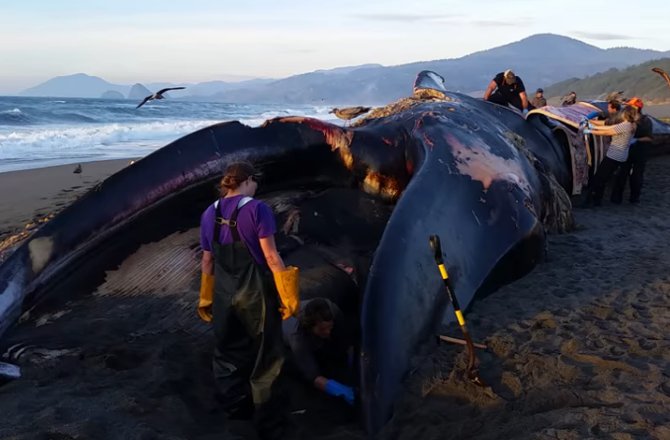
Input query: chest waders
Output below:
<box><xmin>210</xmin><ymin>197</ymin><xmax>284</xmax><ymax>411</ymax></box>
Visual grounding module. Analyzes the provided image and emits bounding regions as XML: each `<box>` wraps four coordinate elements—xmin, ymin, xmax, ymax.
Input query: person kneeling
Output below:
<box><xmin>282</xmin><ymin>297</ymin><xmax>356</xmax><ymax>405</ymax></box>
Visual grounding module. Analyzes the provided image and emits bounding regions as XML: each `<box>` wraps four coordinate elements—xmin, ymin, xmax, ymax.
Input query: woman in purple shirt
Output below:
<box><xmin>197</xmin><ymin>161</ymin><xmax>298</xmax><ymax>437</ymax></box>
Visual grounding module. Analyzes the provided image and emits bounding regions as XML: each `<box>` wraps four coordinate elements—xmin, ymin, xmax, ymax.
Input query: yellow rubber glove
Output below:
<box><xmin>273</xmin><ymin>266</ymin><xmax>300</xmax><ymax>320</ymax></box>
<box><xmin>198</xmin><ymin>273</ymin><xmax>215</xmax><ymax>322</ymax></box>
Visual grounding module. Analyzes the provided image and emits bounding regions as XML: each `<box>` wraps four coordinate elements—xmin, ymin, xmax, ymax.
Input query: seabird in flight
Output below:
<box><xmin>136</xmin><ymin>87</ymin><xmax>186</xmax><ymax>109</ymax></box>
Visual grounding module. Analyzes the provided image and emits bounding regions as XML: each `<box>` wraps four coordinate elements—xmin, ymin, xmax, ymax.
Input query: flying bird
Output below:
<box><xmin>329</xmin><ymin>106</ymin><xmax>372</xmax><ymax>122</ymax></box>
<box><xmin>136</xmin><ymin>87</ymin><xmax>186</xmax><ymax>109</ymax></box>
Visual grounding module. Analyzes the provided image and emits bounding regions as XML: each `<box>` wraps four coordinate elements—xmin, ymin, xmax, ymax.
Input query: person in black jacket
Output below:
<box><xmin>611</xmin><ymin>97</ymin><xmax>653</xmax><ymax>204</ymax></box>
<box><xmin>483</xmin><ymin>69</ymin><xmax>530</xmax><ymax>115</ymax></box>
<box><xmin>282</xmin><ymin>298</ymin><xmax>356</xmax><ymax>405</ymax></box>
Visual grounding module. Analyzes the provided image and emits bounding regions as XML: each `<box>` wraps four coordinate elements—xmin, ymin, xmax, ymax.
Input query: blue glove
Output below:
<box><xmin>324</xmin><ymin>379</ymin><xmax>354</xmax><ymax>405</ymax></box>
<box><xmin>583</xmin><ymin>128</ymin><xmax>592</xmax><ymax>135</ymax></box>
<box><xmin>580</xmin><ymin>119</ymin><xmax>593</xmax><ymax>130</ymax></box>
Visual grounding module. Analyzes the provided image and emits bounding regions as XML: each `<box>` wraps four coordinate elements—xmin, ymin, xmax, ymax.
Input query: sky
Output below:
<box><xmin>1</xmin><ymin>0</ymin><xmax>669</xmax><ymax>94</ymax></box>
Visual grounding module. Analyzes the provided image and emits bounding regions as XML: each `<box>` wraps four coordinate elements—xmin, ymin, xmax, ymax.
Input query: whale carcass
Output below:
<box><xmin>1</xmin><ymin>71</ymin><xmax>669</xmax><ymax>435</ymax></box>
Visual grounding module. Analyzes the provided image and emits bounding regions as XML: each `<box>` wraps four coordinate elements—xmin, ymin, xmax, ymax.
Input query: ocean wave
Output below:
<box><xmin>0</xmin><ymin>108</ymin><xmax>36</xmax><ymax>125</ymax></box>
<box><xmin>0</xmin><ymin>107</ymin><xmax>99</xmax><ymax>125</ymax></box>
<box><xmin>0</xmin><ymin>98</ymin><xmax>331</xmax><ymax>172</ymax></box>
<box><xmin>260</xmin><ymin>110</ymin><xmax>291</xmax><ymax>119</ymax></box>
<box><xmin>0</xmin><ymin>120</ymin><xmax>223</xmax><ymax>160</ymax></box>
<box><xmin>49</xmin><ymin>112</ymin><xmax>99</xmax><ymax>123</ymax></box>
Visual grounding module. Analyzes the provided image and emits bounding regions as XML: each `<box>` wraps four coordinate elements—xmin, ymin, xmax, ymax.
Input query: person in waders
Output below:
<box><xmin>197</xmin><ymin>162</ymin><xmax>300</xmax><ymax>439</ymax></box>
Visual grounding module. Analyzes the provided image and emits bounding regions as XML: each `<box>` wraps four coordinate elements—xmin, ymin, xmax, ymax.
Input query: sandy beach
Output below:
<box><xmin>0</xmin><ymin>154</ymin><xmax>669</xmax><ymax>439</ymax></box>
<box><xmin>383</xmin><ymin>159</ymin><xmax>670</xmax><ymax>439</ymax></box>
<box><xmin>0</xmin><ymin>160</ymin><xmax>135</xmax><ymax>262</ymax></box>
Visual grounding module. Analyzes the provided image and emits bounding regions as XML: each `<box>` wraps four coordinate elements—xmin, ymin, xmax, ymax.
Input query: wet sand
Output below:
<box><xmin>0</xmin><ymin>159</ymin><xmax>135</xmax><ymax>262</ymax></box>
<box><xmin>1</xmin><ymin>156</ymin><xmax>669</xmax><ymax>439</ymax></box>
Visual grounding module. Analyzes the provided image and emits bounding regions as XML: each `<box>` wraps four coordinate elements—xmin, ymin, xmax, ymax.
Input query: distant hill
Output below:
<box><xmin>187</xmin><ymin>79</ymin><xmax>275</xmax><ymax>98</ymax></box>
<box><xmin>218</xmin><ymin>34</ymin><xmax>670</xmax><ymax>104</ymax></box>
<box><xmin>313</xmin><ymin>64</ymin><xmax>384</xmax><ymax>75</ymax></box>
<box><xmin>128</xmin><ymin>83</ymin><xmax>152</xmax><ymax>100</ymax></box>
<box><xmin>543</xmin><ymin>58</ymin><xmax>670</xmax><ymax>103</ymax></box>
<box><xmin>101</xmin><ymin>90</ymin><xmax>125</xmax><ymax>99</ymax></box>
<box><xmin>21</xmin><ymin>73</ymin><xmax>128</xmax><ymax>98</ymax></box>
<box><xmin>19</xmin><ymin>34</ymin><xmax>670</xmax><ymax>104</ymax></box>
<box><xmin>19</xmin><ymin>74</ymin><xmax>271</xmax><ymax>99</ymax></box>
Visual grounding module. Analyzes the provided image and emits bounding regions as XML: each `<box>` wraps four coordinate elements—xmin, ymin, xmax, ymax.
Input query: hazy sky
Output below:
<box><xmin>2</xmin><ymin>0</ymin><xmax>669</xmax><ymax>94</ymax></box>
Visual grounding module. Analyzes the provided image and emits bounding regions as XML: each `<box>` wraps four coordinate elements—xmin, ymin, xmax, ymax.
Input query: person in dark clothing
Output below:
<box><xmin>611</xmin><ymin>97</ymin><xmax>654</xmax><ymax>204</ymax></box>
<box><xmin>562</xmin><ymin>91</ymin><xmax>577</xmax><ymax>106</ymax></box>
<box><xmin>483</xmin><ymin>69</ymin><xmax>530</xmax><ymax>115</ymax></box>
<box><xmin>283</xmin><ymin>298</ymin><xmax>356</xmax><ymax>405</ymax></box>
<box><xmin>198</xmin><ymin>161</ymin><xmax>300</xmax><ymax>439</ymax></box>
<box><xmin>531</xmin><ymin>88</ymin><xmax>546</xmax><ymax>108</ymax></box>
<box><xmin>583</xmin><ymin>105</ymin><xmax>639</xmax><ymax>207</ymax></box>
<box><xmin>605</xmin><ymin>100</ymin><xmax>622</xmax><ymax>124</ymax></box>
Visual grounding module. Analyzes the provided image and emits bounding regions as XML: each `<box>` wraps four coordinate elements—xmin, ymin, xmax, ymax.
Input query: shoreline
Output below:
<box><xmin>0</xmin><ymin>159</ymin><xmax>136</xmax><ymax>258</ymax></box>
<box><xmin>0</xmin><ymin>156</ymin><xmax>141</xmax><ymax>175</ymax></box>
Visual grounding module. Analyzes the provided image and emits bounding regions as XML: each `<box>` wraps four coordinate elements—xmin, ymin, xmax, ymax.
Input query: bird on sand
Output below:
<box><xmin>329</xmin><ymin>106</ymin><xmax>372</xmax><ymax>122</ymax></box>
<box><xmin>73</xmin><ymin>164</ymin><xmax>82</xmax><ymax>174</ymax></box>
<box><xmin>136</xmin><ymin>87</ymin><xmax>186</xmax><ymax>109</ymax></box>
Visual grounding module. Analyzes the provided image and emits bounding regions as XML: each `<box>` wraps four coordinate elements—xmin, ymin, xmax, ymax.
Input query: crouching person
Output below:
<box><xmin>283</xmin><ymin>297</ymin><xmax>356</xmax><ymax>405</ymax></box>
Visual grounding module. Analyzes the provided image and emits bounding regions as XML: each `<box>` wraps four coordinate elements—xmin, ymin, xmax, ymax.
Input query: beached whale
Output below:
<box><xmin>1</xmin><ymin>71</ymin><xmax>669</xmax><ymax>435</ymax></box>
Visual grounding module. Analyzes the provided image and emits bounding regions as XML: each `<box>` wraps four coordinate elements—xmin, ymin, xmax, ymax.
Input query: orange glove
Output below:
<box><xmin>198</xmin><ymin>273</ymin><xmax>215</xmax><ymax>322</ymax></box>
<box><xmin>273</xmin><ymin>266</ymin><xmax>300</xmax><ymax>320</ymax></box>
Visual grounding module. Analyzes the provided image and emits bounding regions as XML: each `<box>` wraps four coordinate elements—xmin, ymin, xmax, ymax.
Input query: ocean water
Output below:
<box><xmin>0</xmin><ymin>97</ymin><xmax>336</xmax><ymax>173</ymax></box>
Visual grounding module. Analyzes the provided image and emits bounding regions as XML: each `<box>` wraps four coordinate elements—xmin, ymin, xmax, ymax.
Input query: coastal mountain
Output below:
<box><xmin>128</xmin><ymin>83</ymin><xmax>152</xmax><ymax>100</ymax></box>
<box><xmin>100</xmin><ymin>90</ymin><xmax>125</xmax><ymax>99</ymax></box>
<box><xmin>19</xmin><ymin>75</ymin><xmax>270</xmax><ymax>99</ymax></box>
<box><xmin>543</xmin><ymin>58</ymin><xmax>670</xmax><ymax>102</ymax></box>
<box><xmin>19</xmin><ymin>34</ymin><xmax>670</xmax><ymax>103</ymax></box>
<box><xmin>20</xmin><ymin>73</ymin><xmax>127</xmax><ymax>98</ymax></box>
<box><xmin>219</xmin><ymin>34</ymin><xmax>670</xmax><ymax>104</ymax></box>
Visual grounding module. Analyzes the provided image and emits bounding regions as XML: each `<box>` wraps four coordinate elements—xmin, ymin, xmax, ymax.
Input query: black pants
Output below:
<box><xmin>487</xmin><ymin>91</ymin><xmax>523</xmax><ymax>111</ymax></box>
<box><xmin>212</xmin><ymin>241</ymin><xmax>287</xmax><ymax>438</ymax></box>
<box><xmin>611</xmin><ymin>142</ymin><xmax>649</xmax><ymax>203</ymax></box>
<box><xmin>589</xmin><ymin>157</ymin><xmax>623</xmax><ymax>204</ymax></box>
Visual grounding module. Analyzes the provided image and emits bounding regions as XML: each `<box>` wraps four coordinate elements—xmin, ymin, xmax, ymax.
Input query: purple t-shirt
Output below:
<box><xmin>200</xmin><ymin>195</ymin><xmax>277</xmax><ymax>266</ymax></box>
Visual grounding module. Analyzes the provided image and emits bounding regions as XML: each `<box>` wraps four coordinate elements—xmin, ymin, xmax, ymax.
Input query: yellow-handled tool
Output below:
<box><xmin>429</xmin><ymin>234</ymin><xmax>486</xmax><ymax>386</ymax></box>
